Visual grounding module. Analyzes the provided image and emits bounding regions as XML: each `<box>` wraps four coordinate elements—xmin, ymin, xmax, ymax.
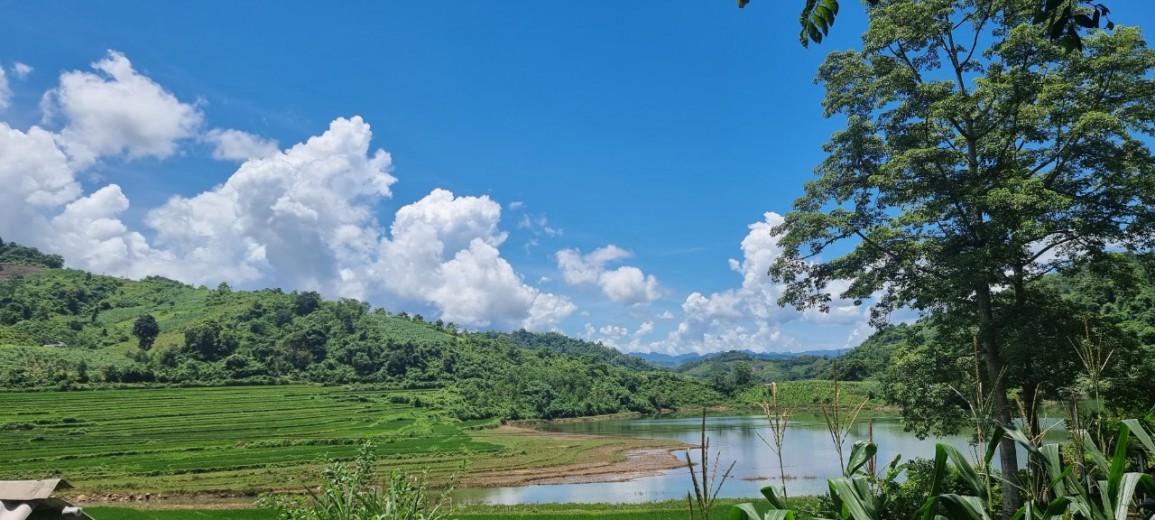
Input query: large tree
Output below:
<box><xmin>768</xmin><ymin>0</ymin><xmax>1155</xmax><ymax>516</ymax></box>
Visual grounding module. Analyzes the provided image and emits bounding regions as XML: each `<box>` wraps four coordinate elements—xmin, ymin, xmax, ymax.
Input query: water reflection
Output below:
<box><xmin>456</xmin><ymin>413</ymin><xmax>1065</xmax><ymax>505</ymax></box>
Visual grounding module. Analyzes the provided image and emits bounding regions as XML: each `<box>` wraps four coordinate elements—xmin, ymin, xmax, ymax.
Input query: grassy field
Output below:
<box><xmin>0</xmin><ymin>385</ymin><xmax>680</xmax><ymax>497</ymax></box>
<box><xmin>0</xmin><ymin>385</ymin><xmax>490</xmax><ymax>493</ymax></box>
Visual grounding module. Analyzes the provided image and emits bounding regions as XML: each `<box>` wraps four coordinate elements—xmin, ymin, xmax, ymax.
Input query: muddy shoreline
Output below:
<box><xmin>465</xmin><ymin>426</ymin><xmax>688</xmax><ymax>487</ymax></box>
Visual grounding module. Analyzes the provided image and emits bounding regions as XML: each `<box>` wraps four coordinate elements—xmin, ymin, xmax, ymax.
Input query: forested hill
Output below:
<box><xmin>0</xmin><ymin>238</ymin><xmax>721</xmax><ymax>420</ymax></box>
<box><xmin>0</xmin><ymin>237</ymin><xmax>64</xmax><ymax>272</ymax></box>
<box><xmin>481</xmin><ymin>329</ymin><xmax>655</xmax><ymax>371</ymax></box>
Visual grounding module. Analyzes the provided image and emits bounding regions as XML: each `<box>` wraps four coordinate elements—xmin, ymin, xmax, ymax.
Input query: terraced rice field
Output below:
<box><xmin>0</xmin><ymin>385</ymin><xmax>499</xmax><ymax>494</ymax></box>
<box><xmin>0</xmin><ymin>385</ymin><xmax>679</xmax><ymax>500</ymax></box>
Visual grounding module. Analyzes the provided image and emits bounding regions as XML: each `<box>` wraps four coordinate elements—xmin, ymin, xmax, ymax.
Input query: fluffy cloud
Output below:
<box><xmin>47</xmin><ymin>185</ymin><xmax>168</xmax><ymax>277</ymax></box>
<box><xmin>0</xmin><ymin>123</ymin><xmax>81</xmax><ymax>243</ymax></box>
<box><xmin>0</xmin><ymin>52</ymin><xmax>572</xmax><ymax>332</ymax></box>
<box><xmin>145</xmin><ymin>116</ymin><xmax>396</xmax><ymax>287</ymax></box>
<box><xmin>556</xmin><ymin>245</ymin><xmax>660</xmax><ymax>305</ymax></box>
<box><xmin>637</xmin><ymin>212</ymin><xmax>868</xmax><ymax>355</ymax></box>
<box><xmin>42</xmin><ymin>50</ymin><xmax>202</xmax><ymax>167</ymax></box>
<box><xmin>375</xmin><ymin>189</ymin><xmax>574</xmax><ymax>329</ymax></box>
<box><xmin>205</xmin><ymin>128</ymin><xmax>280</xmax><ymax>161</ymax></box>
<box><xmin>581</xmin><ymin>320</ymin><xmax>656</xmax><ymax>351</ymax></box>
<box><xmin>12</xmin><ymin>63</ymin><xmax>32</xmax><ymax>79</ymax></box>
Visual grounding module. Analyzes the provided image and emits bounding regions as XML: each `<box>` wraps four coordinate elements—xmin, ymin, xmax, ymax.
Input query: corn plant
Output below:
<box><xmin>756</xmin><ymin>381</ymin><xmax>796</xmax><ymax>506</ymax></box>
<box><xmin>685</xmin><ymin>408</ymin><xmax>736</xmax><ymax>520</ymax></box>
<box><xmin>732</xmin><ymin>419</ymin><xmax>1155</xmax><ymax>520</ymax></box>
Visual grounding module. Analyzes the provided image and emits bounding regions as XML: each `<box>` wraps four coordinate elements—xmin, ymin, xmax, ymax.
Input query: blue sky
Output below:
<box><xmin>3</xmin><ymin>2</ymin><xmax>1150</xmax><ymax>354</ymax></box>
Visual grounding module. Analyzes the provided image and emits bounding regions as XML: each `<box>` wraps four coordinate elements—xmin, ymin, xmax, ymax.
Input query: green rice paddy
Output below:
<box><xmin>0</xmin><ymin>385</ymin><xmax>499</xmax><ymax>494</ymax></box>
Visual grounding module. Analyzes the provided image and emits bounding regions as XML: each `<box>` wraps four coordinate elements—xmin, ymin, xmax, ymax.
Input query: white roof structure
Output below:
<box><xmin>0</xmin><ymin>480</ymin><xmax>90</xmax><ymax>520</ymax></box>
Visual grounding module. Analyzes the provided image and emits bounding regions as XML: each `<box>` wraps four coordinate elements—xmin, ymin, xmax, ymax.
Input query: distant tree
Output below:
<box><xmin>293</xmin><ymin>291</ymin><xmax>322</xmax><ymax>316</ymax></box>
<box><xmin>132</xmin><ymin>314</ymin><xmax>160</xmax><ymax>350</ymax></box>
<box><xmin>731</xmin><ymin>361</ymin><xmax>754</xmax><ymax>388</ymax></box>
<box><xmin>182</xmin><ymin>320</ymin><xmax>236</xmax><ymax>361</ymax></box>
<box><xmin>708</xmin><ymin>370</ymin><xmax>736</xmax><ymax>396</ymax></box>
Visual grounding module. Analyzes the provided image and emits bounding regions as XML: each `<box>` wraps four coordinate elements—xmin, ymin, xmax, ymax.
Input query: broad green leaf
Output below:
<box><xmin>732</xmin><ymin>502</ymin><xmax>762</xmax><ymax>520</ymax></box>
<box><xmin>1107</xmin><ymin>422</ymin><xmax>1131</xmax><ymax>500</ymax></box>
<box><xmin>1113</xmin><ymin>473</ymin><xmax>1155</xmax><ymax>520</ymax></box>
<box><xmin>761</xmin><ymin>485</ymin><xmax>788</xmax><ymax>510</ymax></box>
<box><xmin>846</xmin><ymin>441</ymin><xmax>877</xmax><ymax>476</ymax></box>
<box><xmin>1003</xmin><ymin>425</ymin><xmax>1041</xmax><ymax>457</ymax></box>
<box><xmin>939</xmin><ymin>443</ymin><xmax>987</xmax><ymax>502</ymax></box>
<box><xmin>830</xmin><ymin>477</ymin><xmax>877</xmax><ymax>520</ymax></box>
<box><xmin>1123</xmin><ymin>419</ymin><xmax>1155</xmax><ymax>455</ymax></box>
<box><xmin>1042</xmin><ymin>496</ymin><xmax>1070</xmax><ymax>518</ymax></box>
<box><xmin>938</xmin><ymin>494</ymin><xmax>992</xmax><ymax>520</ymax></box>
<box><xmin>1039</xmin><ymin>443</ymin><xmax>1067</xmax><ymax>497</ymax></box>
<box><xmin>982</xmin><ymin>435</ymin><xmax>999</xmax><ymax>472</ymax></box>
<box><xmin>1082</xmin><ymin>431</ymin><xmax>1110</xmax><ymax>472</ymax></box>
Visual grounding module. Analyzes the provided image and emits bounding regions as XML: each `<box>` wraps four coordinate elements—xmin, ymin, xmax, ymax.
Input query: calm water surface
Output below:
<box><xmin>456</xmin><ymin>413</ymin><xmax>1063</xmax><ymax>505</ymax></box>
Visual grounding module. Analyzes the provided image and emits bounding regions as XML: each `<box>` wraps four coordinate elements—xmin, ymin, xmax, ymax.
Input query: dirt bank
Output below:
<box><xmin>466</xmin><ymin>425</ymin><xmax>687</xmax><ymax>487</ymax></box>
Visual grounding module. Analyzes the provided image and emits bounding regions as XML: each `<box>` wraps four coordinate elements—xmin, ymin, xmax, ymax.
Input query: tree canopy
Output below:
<box><xmin>740</xmin><ymin>0</ymin><xmax>1115</xmax><ymax>51</ymax></box>
<box><xmin>768</xmin><ymin>0</ymin><xmax>1155</xmax><ymax>515</ymax></box>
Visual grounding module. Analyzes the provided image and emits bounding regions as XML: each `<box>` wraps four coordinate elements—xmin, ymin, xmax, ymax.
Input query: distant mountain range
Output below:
<box><xmin>629</xmin><ymin>348</ymin><xmax>848</xmax><ymax>368</ymax></box>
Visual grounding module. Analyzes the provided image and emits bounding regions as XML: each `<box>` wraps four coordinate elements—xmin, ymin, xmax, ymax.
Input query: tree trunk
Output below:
<box><xmin>976</xmin><ymin>286</ymin><xmax>1022</xmax><ymax>519</ymax></box>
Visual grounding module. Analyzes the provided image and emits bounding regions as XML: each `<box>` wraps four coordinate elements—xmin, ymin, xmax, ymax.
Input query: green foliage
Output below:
<box><xmin>0</xmin><ymin>244</ymin><xmax>719</xmax><ymax>422</ymax></box>
<box><xmin>484</xmin><ymin>329</ymin><xmax>655</xmax><ymax>372</ymax></box>
<box><xmin>0</xmin><ymin>236</ymin><xmax>64</xmax><ymax>268</ymax></box>
<box><xmin>769</xmin><ymin>1</ymin><xmax>1155</xmax><ymax>512</ymax></box>
<box><xmin>737</xmin><ymin>0</ymin><xmax>1114</xmax><ymax>51</ymax></box>
<box><xmin>679</xmin><ymin>351</ymin><xmax>837</xmax><ymax>389</ymax></box>
<box><xmin>133</xmin><ymin>314</ymin><xmax>160</xmax><ymax>350</ymax></box>
<box><xmin>733</xmin><ymin>419</ymin><xmax>1155</xmax><ymax>520</ymax></box>
<box><xmin>262</xmin><ymin>439</ymin><xmax>448</xmax><ymax>520</ymax></box>
<box><xmin>734</xmin><ymin>380</ymin><xmax>879</xmax><ymax>409</ymax></box>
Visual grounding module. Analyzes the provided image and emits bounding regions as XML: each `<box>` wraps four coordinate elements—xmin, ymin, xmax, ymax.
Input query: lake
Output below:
<box><xmin>456</xmin><ymin>412</ymin><xmax>1064</xmax><ymax>504</ymax></box>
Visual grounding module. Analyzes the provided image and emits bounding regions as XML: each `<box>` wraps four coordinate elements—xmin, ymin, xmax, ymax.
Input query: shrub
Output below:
<box><xmin>261</xmin><ymin>439</ymin><xmax>449</xmax><ymax>520</ymax></box>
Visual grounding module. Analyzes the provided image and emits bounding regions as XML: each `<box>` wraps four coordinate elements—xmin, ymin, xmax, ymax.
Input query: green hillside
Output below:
<box><xmin>0</xmin><ymin>238</ymin><xmax>721</xmax><ymax>421</ymax></box>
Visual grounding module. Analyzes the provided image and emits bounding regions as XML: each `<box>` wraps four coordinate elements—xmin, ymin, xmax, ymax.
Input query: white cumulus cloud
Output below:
<box><xmin>0</xmin><ymin>123</ymin><xmax>81</xmax><ymax>243</ymax></box>
<box><xmin>374</xmin><ymin>189</ymin><xmax>575</xmax><ymax>329</ymax></box>
<box><xmin>556</xmin><ymin>245</ymin><xmax>660</xmax><ymax>305</ymax></box>
<box><xmin>204</xmin><ymin>128</ymin><xmax>280</xmax><ymax>161</ymax></box>
<box><xmin>42</xmin><ymin>50</ymin><xmax>202</xmax><ymax>167</ymax></box>
<box><xmin>145</xmin><ymin>116</ymin><xmax>395</xmax><ymax>288</ymax></box>
<box><xmin>634</xmin><ymin>212</ymin><xmax>871</xmax><ymax>355</ymax></box>
<box><xmin>0</xmin><ymin>50</ymin><xmax>576</xmax><ymax>333</ymax></box>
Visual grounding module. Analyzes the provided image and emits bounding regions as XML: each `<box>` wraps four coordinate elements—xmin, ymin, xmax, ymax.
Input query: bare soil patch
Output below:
<box><xmin>466</xmin><ymin>425</ymin><xmax>686</xmax><ymax>487</ymax></box>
